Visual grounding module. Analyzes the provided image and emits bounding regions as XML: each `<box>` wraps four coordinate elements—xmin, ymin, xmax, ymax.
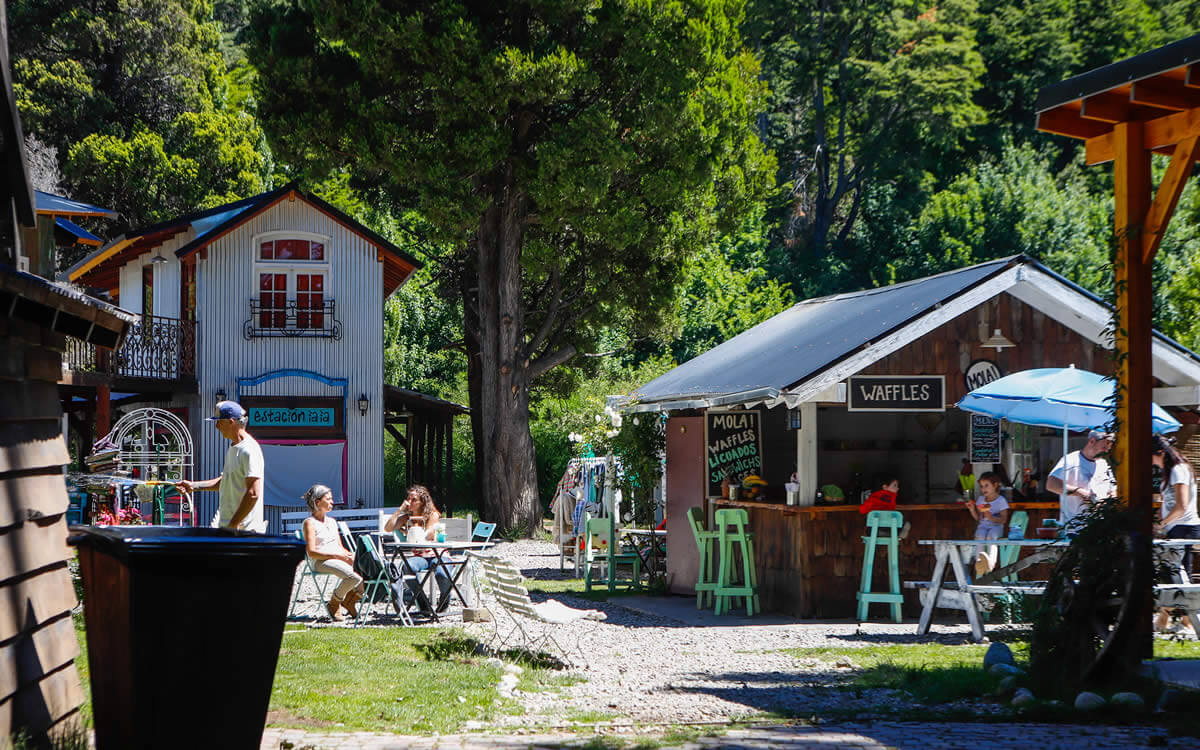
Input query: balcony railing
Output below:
<box><xmin>65</xmin><ymin>314</ymin><xmax>196</xmax><ymax>381</ymax></box>
<box><xmin>244</xmin><ymin>299</ymin><xmax>342</xmax><ymax>340</ymax></box>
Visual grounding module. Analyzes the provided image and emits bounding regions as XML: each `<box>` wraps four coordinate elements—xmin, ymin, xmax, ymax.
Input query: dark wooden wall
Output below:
<box><xmin>857</xmin><ymin>292</ymin><xmax>1114</xmax><ymax>403</ymax></box>
<box><xmin>722</xmin><ymin>501</ymin><xmax>1058</xmax><ymax>619</ymax></box>
<box><xmin>0</xmin><ymin>317</ymin><xmax>85</xmax><ymax>739</ymax></box>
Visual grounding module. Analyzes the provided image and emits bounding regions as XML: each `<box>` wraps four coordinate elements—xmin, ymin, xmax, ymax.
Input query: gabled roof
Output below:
<box><xmin>622</xmin><ymin>255</ymin><xmax>1200</xmax><ymax>412</ymax></box>
<box><xmin>65</xmin><ymin>183</ymin><xmax>423</xmax><ymax>296</ymax></box>
<box><xmin>55</xmin><ymin>217</ymin><xmax>103</xmax><ymax>246</ymax></box>
<box><xmin>36</xmin><ymin>190</ymin><xmax>118</xmax><ymax>219</ymax></box>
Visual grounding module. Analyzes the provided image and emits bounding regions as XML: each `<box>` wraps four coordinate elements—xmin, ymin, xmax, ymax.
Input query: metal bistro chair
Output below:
<box><xmin>472</xmin><ymin>521</ymin><xmax>497</xmax><ymax>545</ymax></box>
<box><xmin>354</xmin><ymin>533</ymin><xmax>413</xmax><ymax>627</ymax></box>
<box><xmin>288</xmin><ymin>528</ymin><xmax>335</xmax><ymax>618</ymax></box>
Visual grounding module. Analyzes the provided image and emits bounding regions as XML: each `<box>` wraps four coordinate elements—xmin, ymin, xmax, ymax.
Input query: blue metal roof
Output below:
<box><xmin>629</xmin><ymin>257</ymin><xmax>1021</xmax><ymax>405</ymax></box>
<box><xmin>55</xmin><ymin>217</ymin><xmax>102</xmax><ymax>244</ymax></box>
<box><xmin>35</xmin><ymin>190</ymin><xmax>118</xmax><ymax>218</ymax></box>
<box><xmin>190</xmin><ymin>204</ymin><xmax>254</xmax><ymax>238</ymax></box>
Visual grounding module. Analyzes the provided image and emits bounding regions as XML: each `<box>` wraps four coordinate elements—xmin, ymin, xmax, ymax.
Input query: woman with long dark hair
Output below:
<box><xmin>383</xmin><ymin>485</ymin><xmax>453</xmax><ymax>614</ymax></box>
<box><xmin>1152</xmin><ymin>435</ymin><xmax>1200</xmax><ymax>632</ymax></box>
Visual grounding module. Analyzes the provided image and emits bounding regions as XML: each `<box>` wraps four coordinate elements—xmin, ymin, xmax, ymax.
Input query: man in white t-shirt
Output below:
<box><xmin>179</xmin><ymin>401</ymin><xmax>266</xmax><ymax>532</ymax></box>
<box><xmin>1046</xmin><ymin>429</ymin><xmax>1115</xmax><ymax>527</ymax></box>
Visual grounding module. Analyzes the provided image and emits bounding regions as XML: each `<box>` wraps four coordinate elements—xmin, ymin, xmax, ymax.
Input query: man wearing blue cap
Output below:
<box><xmin>179</xmin><ymin>401</ymin><xmax>267</xmax><ymax>532</ymax></box>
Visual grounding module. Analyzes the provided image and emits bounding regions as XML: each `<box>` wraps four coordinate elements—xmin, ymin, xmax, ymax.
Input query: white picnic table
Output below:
<box><xmin>911</xmin><ymin>537</ymin><xmax>1200</xmax><ymax>641</ymax></box>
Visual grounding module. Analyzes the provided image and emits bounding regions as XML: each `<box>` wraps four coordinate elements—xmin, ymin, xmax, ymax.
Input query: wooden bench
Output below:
<box><xmin>466</xmin><ymin>551</ymin><xmax>605</xmax><ymax>665</ymax></box>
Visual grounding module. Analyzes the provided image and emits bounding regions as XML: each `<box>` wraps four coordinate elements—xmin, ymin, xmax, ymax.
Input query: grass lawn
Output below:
<box><xmin>786</xmin><ymin>638</ymin><xmax>1200</xmax><ymax>708</ymax></box>
<box><xmin>73</xmin><ymin>614</ymin><xmax>572</xmax><ymax>735</ymax></box>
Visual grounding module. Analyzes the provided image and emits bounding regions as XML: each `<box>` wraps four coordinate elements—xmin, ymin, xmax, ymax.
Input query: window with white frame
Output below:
<box><xmin>251</xmin><ymin>235</ymin><xmax>336</xmax><ymax>336</ymax></box>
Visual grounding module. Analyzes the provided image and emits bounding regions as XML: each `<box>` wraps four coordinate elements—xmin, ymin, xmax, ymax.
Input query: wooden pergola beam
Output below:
<box><xmin>1186</xmin><ymin>62</ymin><xmax>1200</xmax><ymax>89</ymax></box>
<box><xmin>1081</xmin><ymin>91</ymin><xmax>1131</xmax><ymax>123</ymax></box>
<box><xmin>1143</xmin><ymin>136</ymin><xmax>1200</xmax><ymax>263</ymax></box>
<box><xmin>1037</xmin><ymin>108</ymin><xmax>1113</xmax><ymax>140</ymax></box>
<box><xmin>1086</xmin><ymin>106</ymin><xmax>1200</xmax><ymax>164</ymax></box>
<box><xmin>1131</xmin><ymin>80</ymin><xmax>1200</xmax><ymax>112</ymax></box>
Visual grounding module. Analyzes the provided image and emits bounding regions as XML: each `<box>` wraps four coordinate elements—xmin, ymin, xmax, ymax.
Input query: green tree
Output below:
<box><xmin>246</xmin><ymin>0</ymin><xmax>773</xmax><ymax>532</ymax></box>
<box><xmin>64</xmin><ymin>110</ymin><xmax>270</xmax><ymax>233</ymax></box>
<box><xmin>746</xmin><ymin>0</ymin><xmax>986</xmax><ymax>287</ymax></box>
<box><xmin>896</xmin><ymin>141</ymin><xmax>1111</xmax><ymax>290</ymax></box>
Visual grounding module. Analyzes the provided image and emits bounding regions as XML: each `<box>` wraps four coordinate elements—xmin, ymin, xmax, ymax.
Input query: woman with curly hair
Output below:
<box><xmin>384</xmin><ymin>485</ymin><xmax>453</xmax><ymax>614</ymax></box>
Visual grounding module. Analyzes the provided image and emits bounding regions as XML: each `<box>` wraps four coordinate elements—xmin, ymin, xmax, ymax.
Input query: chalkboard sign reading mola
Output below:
<box><xmin>847</xmin><ymin>375</ymin><xmax>945</xmax><ymax>412</ymax></box>
<box><xmin>969</xmin><ymin>414</ymin><xmax>1001</xmax><ymax>463</ymax></box>
<box><xmin>706</xmin><ymin>410</ymin><xmax>763</xmax><ymax>497</ymax></box>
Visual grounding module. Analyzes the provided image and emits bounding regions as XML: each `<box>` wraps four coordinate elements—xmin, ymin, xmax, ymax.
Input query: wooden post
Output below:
<box><xmin>95</xmin><ymin>384</ymin><xmax>111</xmax><ymax>439</ymax></box>
<box><xmin>1112</xmin><ymin>120</ymin><xmax>1154</xmax><ymax>662</ymax></box>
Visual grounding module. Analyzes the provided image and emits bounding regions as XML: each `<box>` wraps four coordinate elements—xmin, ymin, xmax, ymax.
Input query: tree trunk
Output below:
<box><xmin>472</xmin><ymin>166</ymin><xmax>541</xmax><ymax>535</ymax></box>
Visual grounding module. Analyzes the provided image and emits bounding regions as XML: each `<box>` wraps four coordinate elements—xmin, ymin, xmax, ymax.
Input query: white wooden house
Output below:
<box><xmin>63</xmin><ymin>183</ymin><xmax>422</xmax><ymax>530</ymax></box>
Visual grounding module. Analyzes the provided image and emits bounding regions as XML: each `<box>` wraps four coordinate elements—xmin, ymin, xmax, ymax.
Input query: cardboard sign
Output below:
<box><xmin>969</xmin><ymin>414</ymin><xmax>1001</xmax><ymax>463</ymax></box>
<box><xmin>847</xmin><ymin>375</ymin><xmax>945</xmax><ymax>412</ymax></box>
<box><xmin>706</xmin><ymin>410</ymin><xmax>763</xmax><ymax>496</ymax></box>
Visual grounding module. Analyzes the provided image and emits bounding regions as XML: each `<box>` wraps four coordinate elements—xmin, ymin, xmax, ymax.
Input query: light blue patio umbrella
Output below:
<box><xmin>957</xmin><ymin>365</ymin><xmax>1181</xmax><ymax>508</ymax></box>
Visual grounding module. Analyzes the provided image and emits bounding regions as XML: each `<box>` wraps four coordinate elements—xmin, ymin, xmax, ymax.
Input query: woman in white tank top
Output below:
<box><xmin>302</xmin><ymin>484</ymin><xmax>364</xmax><ymax>621</ymax></box>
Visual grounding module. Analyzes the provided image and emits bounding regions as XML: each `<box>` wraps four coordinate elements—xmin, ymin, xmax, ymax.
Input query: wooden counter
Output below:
<box><xmin>713</xmin><ymin>499</ymin><xmax>1059</xmax><ymax>619</ymax></box>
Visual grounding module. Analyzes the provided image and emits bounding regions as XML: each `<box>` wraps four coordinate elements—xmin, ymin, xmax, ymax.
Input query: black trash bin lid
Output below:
<box><xmin>68</xmin><ymin>525</ymin><xmax>305</xmax><ymax>562</ymax></box>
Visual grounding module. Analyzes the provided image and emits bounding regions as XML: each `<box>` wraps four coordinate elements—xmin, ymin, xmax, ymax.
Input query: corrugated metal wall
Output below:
<box><xmin>192</xmin><ymin>199</ymin><xmax>384</xmax><ymax>532</ymax></box>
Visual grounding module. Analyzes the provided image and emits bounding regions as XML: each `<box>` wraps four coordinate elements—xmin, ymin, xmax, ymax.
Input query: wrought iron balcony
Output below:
<box><xmin>244</xmin><ymin>299</ymin><xmax>342</xmax><ymax>340</ymax></box>
<box><xmin>64</xmin><ymin>314</ymin><xmax>196</xmax><ymax>382</ymax></box>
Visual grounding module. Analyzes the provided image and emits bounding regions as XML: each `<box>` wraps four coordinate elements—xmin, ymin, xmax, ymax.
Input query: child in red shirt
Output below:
<box><xmin>860</xmin><ymin>477</ymin><xmax>900</xmax><ymax>514</ymax></box>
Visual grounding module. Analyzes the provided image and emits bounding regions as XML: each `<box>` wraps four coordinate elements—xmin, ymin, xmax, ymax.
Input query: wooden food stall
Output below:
<box><xmin>622</xmin><ymin>256</ymin><xmax>1200</xmax><ymax>618</ymax></box>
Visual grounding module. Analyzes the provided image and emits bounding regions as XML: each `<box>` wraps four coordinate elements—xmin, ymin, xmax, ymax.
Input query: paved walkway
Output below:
<box><xmin>263</xmin><ymin>720</ymin><xmax>1183</xmax><ymax>749</ymax></box>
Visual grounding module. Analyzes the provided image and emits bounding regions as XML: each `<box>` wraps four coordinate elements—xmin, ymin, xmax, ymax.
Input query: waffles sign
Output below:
<box><xmin>847</xmin><ymin>375</ymin><xmax>945</xmax><ymax>412</ymax></box>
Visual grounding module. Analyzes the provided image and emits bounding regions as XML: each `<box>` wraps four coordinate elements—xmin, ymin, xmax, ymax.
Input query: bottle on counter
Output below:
<box><xmin>814</xmin><ymin>487</ymin><xmax>825</xmax><ymax>506</ymax></box>
<box><xmin>720</xmin><ymin>475</ymin><xmax>731</xmax><ymax>500</ymax></box>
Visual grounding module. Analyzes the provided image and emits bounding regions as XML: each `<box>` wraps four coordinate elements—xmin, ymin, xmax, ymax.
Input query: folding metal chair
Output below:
<box><xmin>472</xmin><ymin>522</ymin><xmax>497</xmax><ymax>544</ymax></box>
<box><xmin>288</xmin><ymin>529</ymin><xmax>334</xmax><ymax>618</ymax></box>
<box><xmin>354</xmin><ymin>534</ymin><xmax>413</xmax><ymax>627</ymax></box>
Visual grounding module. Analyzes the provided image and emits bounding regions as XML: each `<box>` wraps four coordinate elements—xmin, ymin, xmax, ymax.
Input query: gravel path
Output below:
<box><xmin>456</xmin><ymin>539</ymin><xmax>1022</xmax><ymax>728</ymax></box>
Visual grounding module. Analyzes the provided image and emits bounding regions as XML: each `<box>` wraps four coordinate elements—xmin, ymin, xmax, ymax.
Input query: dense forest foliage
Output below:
<box><xmin>12</xmin><ymin>0</ymin><xmax>1200</xmax><ymax>519</ymax></box>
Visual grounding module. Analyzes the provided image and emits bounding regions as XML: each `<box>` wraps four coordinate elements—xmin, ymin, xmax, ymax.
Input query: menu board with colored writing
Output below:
<box><xmin>706</xmin><ymin>410</ymin><xmax>763</xmax><ymax>496</ymax></box>
<box><xmin>969</xmin><ymin>414</ymin><xmax>1001</xmax><ymax>464</ymax></box>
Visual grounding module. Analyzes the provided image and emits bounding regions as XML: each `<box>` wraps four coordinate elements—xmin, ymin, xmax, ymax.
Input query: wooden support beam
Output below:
<box><xmin>1143</xmin><ymin>135</ymin><xmax>1200</xmax><ymax>264</ymax></box>
<box><xmin>1112</xmin><ymin>120</ymin><xmax>1155</xmax><ymax>666</ymax></box>
<box><xmin>1185</xmin><ymin>62</ymin><xmax>1200</xmax><ymax>89</ymax></box>
<box><xmin>385</xmin><ymin>423</ymin><xmax>407</xmax><ymax>448</ymax></box>
<box><xmin>1036</xmin><ymin>108</ymin><xmax>1113</xmax><ymax>140</ymax></box>
<box><xmin>1086</xmin><ymin>106</ymin><xmax>1200</xmax><ymax>164</ymax></box>
<box><xmin>1081</xmin><ymin>92</ymin><xmax>1131</xmax><ymax>123</ymax></box>
<box><xmin>1131</xmin><ymin>81</ymin><xmax>1200</xmax><ymax>112</ymax></box>
<box><xmin>95</xmin><ymin>384</ymin><xmax>111</xmax><ymax>438</ymax></box>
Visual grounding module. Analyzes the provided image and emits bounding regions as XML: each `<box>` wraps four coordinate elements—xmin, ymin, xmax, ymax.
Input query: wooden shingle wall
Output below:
<box><xmin>0</xmin><ymin>316</ymin><xmax>84</xmax><ymax>741</ymax></box>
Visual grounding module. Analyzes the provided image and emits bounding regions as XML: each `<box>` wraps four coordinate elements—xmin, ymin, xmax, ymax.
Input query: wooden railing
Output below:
<box><xmin>65</xmin><ymin>314</ymin><xmax>196</xmax><ymax>381</ymax></box>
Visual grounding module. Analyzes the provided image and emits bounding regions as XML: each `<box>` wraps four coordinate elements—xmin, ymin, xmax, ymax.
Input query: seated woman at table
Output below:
<box><xmin>966</xmin><ymin>472</ymin><xmax>1009</xmax><ymax>577</ymax></box>
<box><xmin>383</xmin><ymin>484</ymin><xmax>453</xmax><ymax>614</ymax></box>
<box><xmin>301</xmin><ymin>483</ymin><xmax>364</xmax><ymax>621</ymax></box>
<box><xmin>1152</xmin><ymin>435</ymin><xmax>1200</xmax><ymax>633</ymax></box>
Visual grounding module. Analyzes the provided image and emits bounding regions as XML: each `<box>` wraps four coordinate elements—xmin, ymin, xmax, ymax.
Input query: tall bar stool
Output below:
<box><xmin>856</xmin><ymin>510</ymin><xmax>904</xmax><ymax>623</ymax></box>
<box><xmin>686</xmin><ymin>507</ymin><xmax>719</xmax><ymax>609</ymax></box>
<box><xmin>713</xmin><ymin>508</ymin><xmax>759</xmax><ymax>616</ymax></box>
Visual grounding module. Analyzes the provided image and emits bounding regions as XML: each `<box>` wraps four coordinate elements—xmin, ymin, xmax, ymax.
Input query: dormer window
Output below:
<box><xmin>246</xmin><ymin>234</ymin><xmax>340</xmax><ymax>339</ymax></box>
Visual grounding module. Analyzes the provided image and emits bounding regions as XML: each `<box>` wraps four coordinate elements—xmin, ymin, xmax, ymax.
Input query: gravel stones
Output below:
<box><xmin>1110</xmin><ymin>692</ymin><xmax>1145</xmax><ymax>710</ymax></box>
<box><xmin>1074</xmin><ymin>691</ymin><xmax>1106</xmax><ymax>711</ymax></box>
<box><xmin>1011</xmin><ymin>688</ymin><xmax>1036</xmax><ymax>708</ymax></box>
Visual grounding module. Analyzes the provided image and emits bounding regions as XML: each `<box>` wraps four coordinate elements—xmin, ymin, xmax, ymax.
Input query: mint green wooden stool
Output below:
<box><xmin>713</xmin><ymin>508</ymin><xmax>759</xmax><ymax>616</ymax></box>
<box><xmin>687</xmin><ymin>507</ymin><xmax>719</xmax><ymax>609</ymax></box>
<box><xmin>856</xmin><ymin>510</ymin><xmax>903</xmax><ymax>622</ymax></box>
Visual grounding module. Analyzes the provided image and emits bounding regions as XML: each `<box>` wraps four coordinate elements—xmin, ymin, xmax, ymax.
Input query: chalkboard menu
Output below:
<box><xmin>969</xmin><ymin>414</ymin><xmax>1001</xmax><ymax>463</ymax></box>
<box><xmin>706</xmin><ymin>410</ymin><xmax>763</xmax><ymax>496</ymax></box>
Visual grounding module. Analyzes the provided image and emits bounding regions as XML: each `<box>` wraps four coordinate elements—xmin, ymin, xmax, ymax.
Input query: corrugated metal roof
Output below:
<box><xmin>55</xmin><ymin>217</ymin><xmax>102</xmax><ymax>244</ymax></box>
<box><xmin>628</xmin><ymin>257</ymin><xmax>1021</xmax><ymax>405</ymax></box>
<box><xmin>35</xmin><ymin>190</ymin><xmax>118</xmax><ymax>218</ymax></box>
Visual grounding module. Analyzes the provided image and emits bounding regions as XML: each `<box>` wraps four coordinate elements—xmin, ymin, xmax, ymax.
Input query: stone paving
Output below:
<box><xmin>263</xmin><ymin>720</ymin><xmax>1188</xmax><ymax>749</ymax></box>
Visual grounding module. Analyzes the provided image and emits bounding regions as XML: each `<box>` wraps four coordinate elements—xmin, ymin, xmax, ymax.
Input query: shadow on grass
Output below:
<box><xmin>415</xmin><ymin>629</ymin><xmax>568</xmax><ymax>670</ymax></box>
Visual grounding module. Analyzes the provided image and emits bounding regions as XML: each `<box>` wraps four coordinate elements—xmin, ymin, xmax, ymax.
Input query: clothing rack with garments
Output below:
<box><xmin>552</xmin><ymin>456</ymin><xmax>619</xmax><ymax>572</ymax></box>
